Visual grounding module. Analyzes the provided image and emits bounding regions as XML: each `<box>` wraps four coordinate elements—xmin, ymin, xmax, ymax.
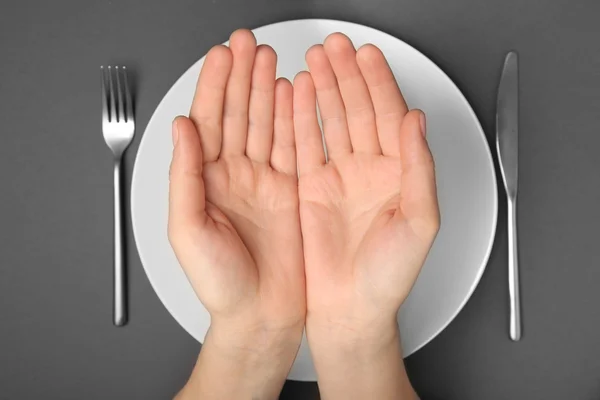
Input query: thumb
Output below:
<box><xmin>398</xmin><ymin>110</ymin><xmax>440</xmax><ymax>240</ymax></box>
<box><xmin>168</xmin><ymin>116</ymin><xmax>207</xmax><ymax>234</ymax></box>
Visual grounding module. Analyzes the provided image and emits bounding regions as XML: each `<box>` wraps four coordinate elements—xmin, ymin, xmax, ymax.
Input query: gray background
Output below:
<box><xmin>1</xmin><ymin>0</ymin><xmax>599</xmax><ymax>399</ymax></box>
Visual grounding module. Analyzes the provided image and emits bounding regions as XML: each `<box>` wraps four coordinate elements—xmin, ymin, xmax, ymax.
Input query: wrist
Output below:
<box><xmin>306</xmin><ymin>314</ymin><xmax>416</xmax><ymax>400</ymax></box>
<box><xmin>206</xmin><ymin>318</ymin><xmax>304</xmax><ymax>362</ymax></box>
<box><xmin>177</xmin><ymin>321</ymin><xmax>303</xmax><ymax>400</ymax></box>
<box><xmin>306</xmin><ymin>310</ymin><xmax>399</xmax><ymax>352</ymax></box>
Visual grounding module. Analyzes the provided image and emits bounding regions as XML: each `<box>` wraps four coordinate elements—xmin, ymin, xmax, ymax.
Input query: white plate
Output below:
<box><xmin>131</xmin><ymin>19</ymin><xmax>497</xmax><ymax>381</ymax></box>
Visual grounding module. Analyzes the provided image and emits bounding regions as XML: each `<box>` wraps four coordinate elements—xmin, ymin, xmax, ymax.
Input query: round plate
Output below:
<box><xmin>131</xmin><ymin>19</ymin><xmax>497</xmax><ymax>381</ymax></box>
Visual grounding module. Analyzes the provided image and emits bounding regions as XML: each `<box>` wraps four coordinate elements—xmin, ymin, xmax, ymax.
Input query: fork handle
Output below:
<box><xmin>113</xmin><ymin>159</ymin><xmax>127</xmax><ymax>326</ymax></box>
<box><xmin>507</xmin><ymin>196</ymin><xmax>521</xmax><ymax>341</ymax></box>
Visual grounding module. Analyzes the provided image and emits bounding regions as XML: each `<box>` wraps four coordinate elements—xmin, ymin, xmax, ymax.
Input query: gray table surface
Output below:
<box><xmin>2</xmin><ymin>0</ymin><xmax>600</xmax><ymax>399</ymax></box>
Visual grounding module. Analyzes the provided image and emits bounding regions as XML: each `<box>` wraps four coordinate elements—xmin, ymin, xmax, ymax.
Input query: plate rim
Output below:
<box><xmin>131</xmin><ymin>18</ymin><xmax>498</xmax><ymax>377</ymax></box>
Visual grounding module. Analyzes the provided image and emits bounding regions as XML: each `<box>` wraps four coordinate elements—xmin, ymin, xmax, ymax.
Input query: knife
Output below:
<box><xmin>496</xmin><ymin>51</ymin><xmax>521</xmax><ymax>341</ymax></box>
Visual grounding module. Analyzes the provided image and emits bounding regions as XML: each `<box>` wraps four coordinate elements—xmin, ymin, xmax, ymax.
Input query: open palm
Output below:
<box><xmin>168</xmin><ymin>30</ymin><xmax>305</xmax><ymax>332</ymax></box>
<box><xmin>293</xmin><ymin>34</ymin><xmax>440</xmax><ymax>331</ymax></box>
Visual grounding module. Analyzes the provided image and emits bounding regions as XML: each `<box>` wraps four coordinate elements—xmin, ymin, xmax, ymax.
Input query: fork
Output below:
<box><xmin>101</xmin><ymin>66</ymin><xmax>134</xmax><ymax>326</ymax></box>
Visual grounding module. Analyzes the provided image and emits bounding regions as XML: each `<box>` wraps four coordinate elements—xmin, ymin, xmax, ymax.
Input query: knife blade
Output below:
<box><xmin>497</xmin><ymin>52</ymin><xmax>519</xmax><ymax>198</ymax></box>
<box><xmin>496</xmin><ymin>51</ymin><xmax>521</xmax><ymax>341</ymax></box>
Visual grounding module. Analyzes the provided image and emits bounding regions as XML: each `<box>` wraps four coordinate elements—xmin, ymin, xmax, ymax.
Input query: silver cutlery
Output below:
<box><xmin>101</xmin><ymin>66</ymin><xmax>134</xmax><ymax>326</ymax></box>
<box><xmin>496</xmin><ymin>52</ymin><xmax>521</xmax><ymax>341</ymax></box>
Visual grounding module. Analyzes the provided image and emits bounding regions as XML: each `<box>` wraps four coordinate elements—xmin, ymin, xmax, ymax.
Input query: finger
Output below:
<box><xmin>221</xmin><ymin>29</ymin><xmax>257</xmax><ymax>156</ymax></box>
<box><xmin>293</xmin><ymin>71</ymin><xmax>326</xmax><ymax>176</ymax></box>
<box><xmin>246</xmin><ymin>45</ymin><xmax>277</xmax><ymax>163</ymax></box>
<box><xmin>357</xmin><ymin>44</ymin><xmax>409</xmax><ymax>158</ymax></box>
<box><xmin>271</xmin><ymin>78</ymin><xmax>297</xmax><ymax>176</ymax></box>
<box><xmin>323</xmin><ymin>33</ymin><xmax>380</xmax><ymax>154</ymax></box>
<box><xmin>305</xmin><ymin>44</ymin><xmax>352</xmax><ymax>160</ymax></box>
<box><xmin>399</xmin><ymin>110</ymin><xmax>440</xmax><ymax>240</ymax></box>
<box><xmin>189</xmin><ymin>45</ymin><xmax>233</xmax><ymax>163</ymax></box>
<box><xmin>168</xmin><ymin>116</ymin><xmax>208</xmax><ymax>236</ymax></box>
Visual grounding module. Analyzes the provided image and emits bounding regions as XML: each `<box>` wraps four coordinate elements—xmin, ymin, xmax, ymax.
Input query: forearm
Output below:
<box><xmin>176</xmin><ymin>323</ymin><xmax>302</xmax><ymax>400</ymax></box>
<box><xmin>307</xmin><ymin>317</ymin><xmax>418</xmax><ymax>400</ymax></box>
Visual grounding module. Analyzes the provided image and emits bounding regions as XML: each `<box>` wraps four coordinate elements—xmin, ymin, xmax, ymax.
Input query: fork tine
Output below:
<box><xmin>107</xmin><ymin>66</ymin><xmax>117</xmax><ymax>122</ymax></box>
<box><xmin>101</xmin><ymin>66</ymin><xmax>108</xmax><ymax>122</ymax></box>
<box><xmin>115</xmin><ymin>66</ymin><xmax>125</xmax><ymax>123</ymax></box>
<box><xmin>122</xmin><ymin>66</ymin><xmax>133</xmax><ymax>122</ymax></box>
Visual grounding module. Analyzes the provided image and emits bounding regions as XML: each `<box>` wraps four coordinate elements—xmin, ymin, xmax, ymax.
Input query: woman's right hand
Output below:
<box><xmin>293</xmin><ymin>33</ymin><xmax>439</xmax><ymax>399</ymax></box>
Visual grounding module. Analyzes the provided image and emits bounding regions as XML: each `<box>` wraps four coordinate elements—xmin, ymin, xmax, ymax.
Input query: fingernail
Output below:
<box><xmin>419</xmin><ymin>112</ymin><xmax>427</xmax><ymax>138</ymax></box>
<box><xmin>172</xmin><ymin>119</ymin><xmax>180</xmax><ymax>146</ymax></box>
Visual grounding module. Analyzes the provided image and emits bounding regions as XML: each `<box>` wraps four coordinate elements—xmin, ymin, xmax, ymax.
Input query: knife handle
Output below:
<box><xmin>507</xmin><ymin>197</ymin><xmax>521</xmax><ymax>341</ymax></box>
